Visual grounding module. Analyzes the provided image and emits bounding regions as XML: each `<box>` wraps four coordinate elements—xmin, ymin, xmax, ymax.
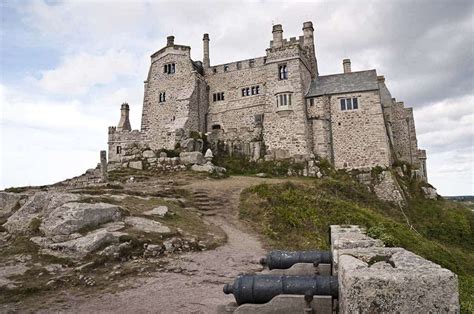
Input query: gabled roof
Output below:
<box><xmin>306</xmin><ymin>70</ymin><xmax>379</xmax><ymax>97</ymax></box>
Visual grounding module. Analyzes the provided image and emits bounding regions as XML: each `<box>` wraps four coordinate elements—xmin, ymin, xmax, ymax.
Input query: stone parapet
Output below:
<box><xmin>330</xmin><ymin>225</ymin><xmax>459</xmax><ymax>313</ymax></box>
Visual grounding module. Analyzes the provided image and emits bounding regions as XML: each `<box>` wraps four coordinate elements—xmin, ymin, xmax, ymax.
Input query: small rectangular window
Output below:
<box><xmin>255</xmin><ymin>86</ymin><xmax>260</xmax><ymax>94</ymax></box>
<box><xmin>171</xmin><ymin>63</ymin><xmax>175</xmax><ymax>73</ymax></box>
<box><xmin>237</xmin><ymin>62</ymin><xmax>241</xmax><ymax>70</ymax></box>
<box><xmin>246</xmin><ymin>88</ymin><xmax>250</xmax><ymax>96</ymax></box>
<box><xmin>251</xmin><ymin>87</ymin><xmax>255</xmax><ymax>95</ymax></box>
<box><xmin>224</xmin><ymin>65</ymin><xmax>229</xmax><ymax>72</ymax></box>
<box><xmin>288</xmin><ymin>94</ymin><xmax>292</xmax><ymax>106</ymax></box>
<box><xmin>309</xmin><ymin>98</ymin><xmax>314</xmax><ymax>106</ymax></box>
<box><xmin>340</xmin><ymin>99</ymin><xmax>346</xmax><ymax>111</ymax></box>
<box><xmin>116</xmin><ymin>146</ymin><xmax>122</xmax><ymax>154</ymax></box>
<box><xmin>249</xmin><ymin>59</ymin><xmax>255</xmax><ymax>67</ymax></box>
<box><xmin>213</xmin><ymin>94</ymin><xmax>217</xmax><ymax>102</ymax></box>
<box><xmin>164</xmin><ymin>65</ymin><xmax>167</xmax><ymax>73</ymax></box>
<box><xmin>242</xmin><ymin>89</ymin><xmax>245</xmax><ymax>97</ymax></box>
<box><xmin>221</xmin><ymin>92</ymin><xmax>224</xmax><ymax>100</ymax></box>
<box><xmin>352</xmin><ymin>97</ymin><xmax>358</xmax><ymax>109</ymax></box>
<box><xmin>346</xmin><ymin>98</ymin><xmax>352</xmax><ymax>110</ymax></box>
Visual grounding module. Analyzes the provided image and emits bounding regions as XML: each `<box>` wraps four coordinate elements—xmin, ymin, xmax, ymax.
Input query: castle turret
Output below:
<box><xmin>117</xmin><ymin>103</ymin><xmax>131</xmax><ymax>132</ymax></box>
<box><xmin>272</xmin><ymin>24</ymin><xmax>283</xmax><ymax>48</ymax></box>
<box><xmin>343</xmin><ymin>59</ymin><xmax>352</xmax><ymax>73</ymax></box>
<box><xmin>203</xmin><ymin>33</ymin><xmax>210</xmax><ymax>68</ymax></box>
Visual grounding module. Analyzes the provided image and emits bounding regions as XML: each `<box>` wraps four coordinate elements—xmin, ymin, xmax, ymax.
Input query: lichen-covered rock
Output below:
<box><xmin>142</xmin><ymin>150</ymin><xmax>156</xmax><ymax>158</ymax></box>
<box><xmin>40</xmin><ymin>202</ymin><xmax>121</xmax><ymax>236</ymax></box>
<box><xmin>421</xmin><ymin>186</ymin><xmax>438</xmax><ymax>200</ymax></box>
<box><xmin>124</xmin><ymin>216</ymin><xmax>171</xmax><ymax>234</ymax></box>
<box><xmin>43</xmin><ymin>229</ymin><xmax>116</xmax><ymax>259</ymax></box>
<box><xmin>0</xmin><ymin>192</ymin><xmax>23</xmax><ymax>218</ymax></box>
<box><xmin>143</xmin><ymin>206</ymin><xmax>169</xmax><ymax>217</ymax></box>
<box><xmin>128</xmin><ymin>160</ymin><xmax>143</xmax><ymax>170</ymax></box>
<box><xmin>3</xmin><ymin>192</ymin><xmax>80</xmax><ymax>234</ymax></box>
<box><xmin>179</xmin><ymin>152</ymin><xmax>204</xmax><ymax>165</ymax></box>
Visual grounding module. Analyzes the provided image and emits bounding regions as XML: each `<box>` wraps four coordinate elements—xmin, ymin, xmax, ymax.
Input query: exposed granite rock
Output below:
<box><xmin>179</xmin><ymin>152</ymin><xmax>204</xmax><ymax>165</ymax></box>
<box><xmin>143</xmin><ymin>206</ymin><xmax>169</xmax><ymax>217</ymax></box>
<box><xmin>3</xmin><ymin>192</ymin><xmax>80</xmax><ymax>234</ymax></box>
<box><xmin>0</xmin><ymin>192</ymin><xmax>23</xmax><ymax>219</ymax></box>
<box><xmin>40</xmin><ymin>202</ymin><xmax>121</xmax><ymax>236</ymax></box>
<box><xmin>124</xmin><ymin>216</ymin><xmax>171</xmax><ymax>234</ymax></box>
<box><xmin>421</xmin><ymin>186</ymin><xmax>438</xmax><ymax>200</ymax></box>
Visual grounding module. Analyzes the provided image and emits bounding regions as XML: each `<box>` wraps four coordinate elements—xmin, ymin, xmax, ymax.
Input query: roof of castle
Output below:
<box><xmin>306</xmin><ymin>69</ymin><xmax>379</xmax><ymax>97</ymax></box>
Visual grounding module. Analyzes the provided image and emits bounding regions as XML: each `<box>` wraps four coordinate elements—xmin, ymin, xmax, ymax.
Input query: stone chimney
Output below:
<box><xmin>343</xmin><ymin>59</ymin><xmax>351</xmax><ymax>73</ymax></box>
<box><xmin>167</xmin><ymin>35</ymin><xmax>175</xmax><ymax>47</ymax></box>
<box><xmin>203</xmin><ymin>33</ymin><xmax>210</xmax><ymax>68</ymax></box>
<box><xmin>272</xmin><ymin>24</ymin><xmax>283</xmax><ymax>48</ymax></box>
<box><xmin>117</xmin><ymin>103</ymin><xmax>131</xmax><ymax>132</ymax></box>
<box><xmin>302</xmin><ymin>21</ymin><xmax>314</xmax><ymax>47</ymax></box>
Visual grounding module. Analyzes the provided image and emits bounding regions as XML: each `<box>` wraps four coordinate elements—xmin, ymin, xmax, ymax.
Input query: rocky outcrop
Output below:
<box><xmin>40</xmin><ymin>202</ymin><xmax>122</xmax><ymax>236</ymax></box>
<box><xmin>0</xmin><ymin>192</ymin><xmax>23</xmax><ymax>218</ymax></box>
<box><xmin>3</xmin><ymin>192</ymin><xmax>80</xmax><ymax>234</ymax></box>
<box><xmin>421</xmin><ymin>186</ymin><xmax>438</xmax><ymax>200</ymax></box>
<box><xmin>179</xmin><ymin>152</ymin><xmax>205</xmax><ymax>165</ymax></box>
<box><xmin>43</xmin><ymin>229</ymin><xmax>117</xmax><ymax>259</ymax></box>
<box><xmin>124</xmin><ymin>217</ymin><xmax>171</xmax><ymax>234</ymax></box>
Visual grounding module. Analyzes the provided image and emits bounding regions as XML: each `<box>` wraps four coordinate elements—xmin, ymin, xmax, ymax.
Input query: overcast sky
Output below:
<box><xmin>1</xmin><ymin>0</ymin><xmax>473</xmax><ymax>196</ymax></box>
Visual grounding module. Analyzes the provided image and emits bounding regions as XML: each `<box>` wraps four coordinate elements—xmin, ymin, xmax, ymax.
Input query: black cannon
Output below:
<box><xmin>259</xmin><ymin>250</ymin><xmax>332</xmax><ymax>270</ymax></box>
<box><xmin>223</xmin><ymin>274</ymin><xmax>338</xmax><ymax>305</ymax></box>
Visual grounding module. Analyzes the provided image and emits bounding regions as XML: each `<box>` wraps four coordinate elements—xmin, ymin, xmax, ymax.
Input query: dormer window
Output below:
<box><xmin>164</xmin><ymin>63</ymin><xmax>175</xmax><ymax>74</ymax></box>
<box><xmin>278</xmin><ymin>64</ymin><xmax>288</xmax><ymax>80</ymax></box>
<box><xmin>159</xmin><ymin>92</ymin><xmax>166</xmax><ymax>103</ymax></box>
<box><xmin>340</xmin><ymin>97</ymin><xmax>359</xmax><ymax>111</ymax></box>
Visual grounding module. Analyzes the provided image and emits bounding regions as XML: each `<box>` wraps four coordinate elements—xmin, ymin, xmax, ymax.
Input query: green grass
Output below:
<box><xmin>214</xmin><ymin>156</ymin><xmax>306</xmax><ymax>176</ymax></box>
<box><xmin>239</xmin><ymin>178</ymin><xmax>474</xmax><ymax>312</ymax></box>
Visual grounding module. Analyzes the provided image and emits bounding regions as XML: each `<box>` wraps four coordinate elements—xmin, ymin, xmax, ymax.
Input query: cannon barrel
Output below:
<box><xmin>259</xmin><ymin>250</ymin><xmax>332</xmax><ymax>270</ymax></box>
<box><xmin>223</xmin><ymin>274</ymin><xmax>338</xmax><ymax>305</ymax></box>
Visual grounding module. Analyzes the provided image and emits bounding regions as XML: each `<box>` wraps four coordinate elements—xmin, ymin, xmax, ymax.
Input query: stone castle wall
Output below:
<box><xmin>330</xmin><ymin>90</ymin><xmax>392</xmax><ymax>170</ymax></box>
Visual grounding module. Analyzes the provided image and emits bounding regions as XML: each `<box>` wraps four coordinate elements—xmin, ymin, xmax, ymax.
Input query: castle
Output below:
<box><xmin>107</xmin><ymin>21</ymin><xmax>427</xmax><ymax>180</ymax></box>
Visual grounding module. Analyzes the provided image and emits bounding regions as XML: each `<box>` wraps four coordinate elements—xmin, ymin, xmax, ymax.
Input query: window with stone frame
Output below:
<box><xmin>241</xmin><ymin>85</ymin><xmax>260</xmax><ymax>97</ymax></box>
<box><xmin>164</xmin><ymin>63</ymin><xmax>176</xmax><ymax>74</ymax></box>
<box><xmin>278</xmin><ymin>64</ymin><xmax>288</xmax><ymax>80</ymax></box>
<box><xmin>276</xmin><ymin>93</ymin><xmax>292</xmax><ymax>107</ymax></box>
<box><xmin>254</xmin><ymin>114</ymin><xmax>264</xmax><ymax>126</ymax></box>
<box><xmin>159</xmin><ymin>92</ymin><xmax>166</xmax><ymax>103</ymax></box>
<box><xmin>308</xmin><ymin>98</ymin><xmax>314</xmax><ymax>106</ymax></box>
<box><xmin>116</xmin><ymin>146</ymin><xmax>122</xmax><ymax>154</ymax></box>
<box><xmin>213</xmin><ymin>92</ymin><xmax>225</xmax><ymax>102</ymax></box>
<box><xmin>340</xmin><ymin>97</ymin><xmax>359</xmax><ymax>111</ymax></box>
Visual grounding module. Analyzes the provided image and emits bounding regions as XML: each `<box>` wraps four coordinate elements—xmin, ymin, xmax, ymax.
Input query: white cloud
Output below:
<box><xmin>37</xmin><ymin>50</ymin><xmax>137</xmax><ymax>95</ymax></box>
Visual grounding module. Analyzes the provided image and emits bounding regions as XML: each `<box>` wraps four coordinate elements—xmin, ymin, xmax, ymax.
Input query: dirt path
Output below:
<box><xmin>36</xmin><ymin>176</ymin><xmax>286</xmax><ymax>313</ymax></box>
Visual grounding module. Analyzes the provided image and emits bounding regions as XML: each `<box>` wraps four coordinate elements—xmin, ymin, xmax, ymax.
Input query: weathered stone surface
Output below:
<box><xmin>128</xmin><ymin>160</ymin><xmax>143</xmax><ymax>170</ymax></box>
<box><xmin>40</xmin><ymin>202</ymin><xmax>121</xmax><ymax>236</ymax></box>
<box><xmin>179</xmin><ymin>152</ymin><xmax>204</xmax><ymax>165</ymax></box>
<box><xmin>142</xmin><ymin>150</ymin><xmax>156</xmax><ymax>158</ymax></box>
<box><xmin>124</xmin><ymin>217</ymin><xmax>171</xmax><ymax>234</ymax></box>
<box><xmin>0</xmin><ymin>264</ymin><xmax>29</xmax><ymax>289</ymax></box>
<box><xmin>191</xmin><ymin>162</ymin><xmax>226</xmax><ymax>174</ymax></box>
<box><xmin>338</xmin><ymin>247</ymin><xmax>459</xmax><ymax>313</ymax></box>
<box><xmin>0</xmin><ymin>192</ymin><xmax>23</xmax><ymax>218</ymax></box>
<box><xmin>143</xmin><ymin>206</ymin><xmax>169</xmax><ymax>217</ymax></box>
<box><xmin>43</xmin><ymin>229</ymin><xmax>116</xmax><ymax>259</ymax></box>
<box><xmin>421</xmin><ymin>186</ymin><xmax>438</xmax><ymax>200</ymax></box>
<box><xmin>373</xmin><ymin>171</ymin><xmax>405</xmax><ymax>203</ymax></box>
<box><xmin>3</xmin><ymin>192</ymin><xmax>80</xmax><ymax>234</ymax></box>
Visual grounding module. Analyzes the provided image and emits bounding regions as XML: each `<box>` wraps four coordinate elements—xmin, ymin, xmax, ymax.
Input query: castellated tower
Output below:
<box><xmin>140</xmin><ymin>35</ymin><xmax>208</xmax><ymax>150</ymax></box>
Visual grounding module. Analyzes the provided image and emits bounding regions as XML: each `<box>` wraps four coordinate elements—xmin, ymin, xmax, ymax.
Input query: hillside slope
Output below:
<box><xmin>239</xmin><ymin>175</ymin><xmax>474</xmax><ymax>312</ymax></box>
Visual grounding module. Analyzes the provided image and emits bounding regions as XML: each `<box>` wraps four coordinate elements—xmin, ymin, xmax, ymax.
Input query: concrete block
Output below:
<box><xmin>338</xmin><ymin>247</ymin><xmax>459</xmax><ymax>313</ymax></box>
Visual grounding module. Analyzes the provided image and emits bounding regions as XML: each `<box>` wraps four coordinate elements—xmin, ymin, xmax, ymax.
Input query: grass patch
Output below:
<box><xmin>214</xmin><ymin>156</ymin><xmax>305</xmax><ymax>177</ymax></box>
<box><xmin>239</xmin><ymin>179</ymin><xmax>474</xmax><ymax>311</ymax></box>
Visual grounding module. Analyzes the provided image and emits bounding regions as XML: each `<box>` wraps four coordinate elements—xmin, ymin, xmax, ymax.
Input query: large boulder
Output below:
<box><xmin>43</xmin><ymin>229</ymin><xmax>116</xmax><ymax>259</ymax></box>
<box><xmin>421</xmin><ymin>186</ymin><xmax>438</xmax><ymax>200</ymax></box>
<box><xmin>124</xmin><ymin>216</ymin><xmax>171</xmax><ymax>234</ymax></box>
<box><xmin>129</xmin><ymin>160</ymin><xmax>143</xmax><ymax>170</ymax></box>
<box><xmin>142</xmin><ymin>150</ymin><xmax>156</xmax><ymax>158</ymax></box>
<box><xmin>0</xmin><ymin>192</ymin><xmax>23</xmax><ymax>219</ymax></box>
<box><xmin>3</xmin><ymin>192</ymin><xmax>80</xmax><ymax>234</ymax></box>
<box><xmin>179</xmin><ymin>152</ymin><xmax>204</xmax><ymax>165</ymax></box>
<box><xmin>40</xmin><ymin>202</ymin><xmax>122</xmax><ymax>236</ymax></box>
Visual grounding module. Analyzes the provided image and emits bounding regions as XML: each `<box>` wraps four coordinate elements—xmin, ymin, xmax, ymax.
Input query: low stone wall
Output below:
<box><xmin>330</xmin><ymin>225</ymin><xmax>459</xmax><ymax>313</ymax></box>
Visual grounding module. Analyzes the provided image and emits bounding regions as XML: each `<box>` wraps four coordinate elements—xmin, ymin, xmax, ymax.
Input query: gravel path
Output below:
<box><xmin>36</xmin><ymin>176</ymin><xmax>284</xmax><ymax>313</ymax></box>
